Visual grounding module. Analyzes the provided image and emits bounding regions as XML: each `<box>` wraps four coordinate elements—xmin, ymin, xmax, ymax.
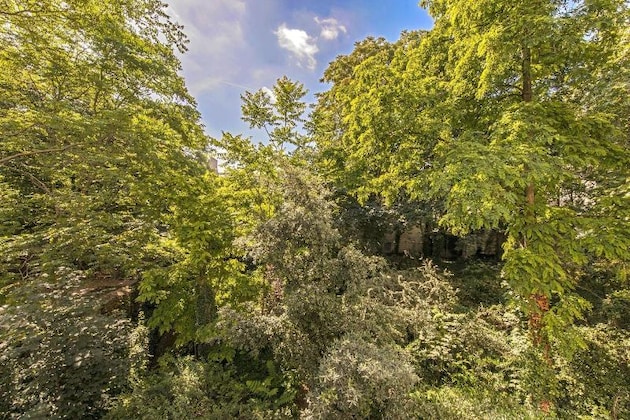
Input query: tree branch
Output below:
<box><xmin>0</xmin><ymin>144</ymin><xmax>76</xmax><ymax>166</ymax></box>
<box><xmin>0</xmin><ymin>10</ymin><xmax>51</xmax><ymax>18</ymax></box>
<box><xmin>12</xmin><ymin>165</ymin><xmax>51</xmax><ymax>194</ymax></box>
<box><xmin>0</xmin><ymin>6</ymin><xmax>62</xmax><ymax>17</ymax></box>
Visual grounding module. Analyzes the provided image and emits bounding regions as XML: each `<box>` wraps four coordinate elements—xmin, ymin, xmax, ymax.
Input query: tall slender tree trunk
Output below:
<box><xmin>195</xmin><ymin>276</ymin><xmax>217</xmax><ymax>358</ymax></box>
<box><xmin>522</xmin><ymin>44</ymin><xmax>552</xmax><ymax>412</ymax></box>
<box><xmin>522</xmin><ymin>46</ymin><xmax>533</xmax><ymax>103</ymax></box>
<box><xmin>522</xmin><ymin>45</ymin><xmax>536</xmax><ymax>219</ymax></box>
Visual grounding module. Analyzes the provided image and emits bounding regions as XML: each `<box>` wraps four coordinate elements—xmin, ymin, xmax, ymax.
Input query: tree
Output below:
<box><xmin>241</xmin><ymin>76</ymin><xmax>309</xmax><ymax>151</ymax></box>
<box><xmin>314</xmin><ymin>0</ymin><xmax>630</xmax><ymax>361</ymax></box>
<box><xmin>311</xmin><ymin>32</ymin><xmax>430</xmax><ymax>198</ymax></box>
<box><xmin>214</xmin><ymin>77</ymin><xmax>313</xmax><ymax>241</ymax></box>
<box><xmin>0</xmin><ymin>0</ymin><xmax>235</xmax><ymax>413</ymax></box>
<box><xmin>0</xmin><ymin>0</ymin><xmax>204</xmax><ymax>283</ymax></box>
<box><xmin>417</xmin><ymin>0</ymin><xmax>630</xmax><ymax>356</ymax></box>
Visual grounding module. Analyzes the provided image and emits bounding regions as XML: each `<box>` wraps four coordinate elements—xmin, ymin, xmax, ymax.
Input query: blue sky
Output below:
<box><xmin>167</xmin><ymin>1</ymin><xmax>433</xmax><ymax>140</ymax></box>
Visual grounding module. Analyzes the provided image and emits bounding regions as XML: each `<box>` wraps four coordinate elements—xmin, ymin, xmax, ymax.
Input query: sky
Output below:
<box><xmin>167</xmin><ymin>0</ymin><xmax>433</xmax><ymax>140</ymax></box>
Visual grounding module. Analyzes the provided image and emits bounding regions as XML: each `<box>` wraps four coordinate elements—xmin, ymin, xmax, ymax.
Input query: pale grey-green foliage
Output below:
<box><xmin>221</xmin><ymin>166</ymin><xmax>458</xmax><ymax>417</ymax></box>
<box><xmin>247</xmin><ymin>165</ymin><xmax>343</xmax><ymax>288</ymax></box>
<box><xmin>216</xmin><ymin>306</ymin><xmax>320</xmax><ymax>381</ymax></box>
<box><xmin>342</xmin><ymin>262</ymin><xmax>458</xmax><ymax>346</ymax></box>
<box><xmin>306</xmin><ymin>334</ymin><xmax>419</xmax><ymax>419</ymax></box>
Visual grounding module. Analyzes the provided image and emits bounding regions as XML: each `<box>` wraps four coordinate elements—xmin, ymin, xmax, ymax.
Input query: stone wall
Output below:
<box><xmin>382</xmin><ymin>223</ymin><xmax>504</xmax><ymax>260</ymax></box>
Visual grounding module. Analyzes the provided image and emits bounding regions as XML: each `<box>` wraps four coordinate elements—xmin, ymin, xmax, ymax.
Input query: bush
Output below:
<box><xmin>307</xmin><ymin>335</ymin><xmax>419</xmax><ymax>419</ymax></box>
<box><xmin>107</xmin><ymin>355</ymin><xmax>295</xmax><ymax>419</ymax></box>
<box><xmin>0</xmin><ymin>273</ymin><xmax>133</xmax><ymax>418</ymax></box>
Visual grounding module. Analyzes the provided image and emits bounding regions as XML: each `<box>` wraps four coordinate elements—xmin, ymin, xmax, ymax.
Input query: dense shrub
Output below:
<box><xmin>107</xmin><ymin>355</ymin><xmax>295</xmax><ymax>419</ymax></box>
<box><xmin>0</xmin><ymin>274</ymin><xmax>134</xmax><ymax>418</ymax></box>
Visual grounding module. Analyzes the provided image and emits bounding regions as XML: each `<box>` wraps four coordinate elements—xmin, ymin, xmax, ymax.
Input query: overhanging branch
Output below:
<box><xmin>0</xmin><ymin>144</ymin><xmax>76</xmax><ymax>166</ymax></box>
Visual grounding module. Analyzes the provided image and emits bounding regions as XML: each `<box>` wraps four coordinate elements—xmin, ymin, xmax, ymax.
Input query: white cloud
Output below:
<box><xmin>315</xmin><ymin>17</ymin><xmax>347</xmax><ymax>41</ymax></box>
<box><xmin>261</xmin><ymin>86</ymin><xmax>277</xmax><ymax>104</ymax></box>
<box><xmin>275</xmin><ymin>23</ymin><xmax>319</xmax><ymax>70</ymax></box>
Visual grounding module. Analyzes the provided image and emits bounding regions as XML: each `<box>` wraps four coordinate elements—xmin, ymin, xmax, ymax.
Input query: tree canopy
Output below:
<box><xmin>313</xmin><ymin>0</ymin><xmax>630</xmax><ymax>354</ymax></box>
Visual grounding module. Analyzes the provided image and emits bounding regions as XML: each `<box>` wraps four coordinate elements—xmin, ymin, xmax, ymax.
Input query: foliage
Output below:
<box><xmin>1</xmin><ymin>0</ymin><xmax>629</xmax><ymax>418</ymax></box>
<box><xmin>412</xmin><ymin>386</ymin><xmax>542</xmax><ymax>420</ymax></box>
<box><xmin>107</xmin><ymin>355</ymin><xmax>295</xmax><ymax>419</ymax></box>
<box><xmin>0</xmin><ymin>273</ymin><xmax>134</xmax><ymax>418</ymax></box>
<box><xmin>134</xmin><ymin>172</ymin><xmax>247</xmax><ymax>345</ymax></box>
<box><xmin>308</xmin><ymin>335</ymin><xmax>419</xmax><ymax>419</ymax></box>
<box><xmin>311</xmin><ymin>31</ymin><xmax>430</xmax><ymax>199</ymax></box>
<box><xmin>217</xmin><ymin>164</ymin><xmax>477</xmax><ymax>417</ymax></box>
<box><xmin>313</xmin><ymin>0</ymin><xmax>630</xmax><ymax>355</ymax></box>
<box><xmin>448</xmin><ymin>260</ymin><xmax>505</xmax><ymax>308</ymax></box>
<box><xmin>240</xmin><ymin>76</ymin><xmax>310</xmax><ymax>151</ymax></box>
<box><xmin>554</xmin><ymin>324</ymin><xmax>630</xmax><ymax>418</ymax></box>
<box><xmin>0</xmin><ymin>0</ymin><xmax>237</xmax><ymax>415</ymax></box>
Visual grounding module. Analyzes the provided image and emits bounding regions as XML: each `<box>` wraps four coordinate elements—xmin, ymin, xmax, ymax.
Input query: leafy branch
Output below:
<box><xmin>0</xmin><ymin>144</ymin><xmax>76</xmax><ymax>166</ymax></box>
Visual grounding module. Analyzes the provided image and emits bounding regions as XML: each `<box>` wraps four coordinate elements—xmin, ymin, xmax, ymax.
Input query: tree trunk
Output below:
<box><xmin>522</xmin><ymin>46</ymin><xmax>533</xmax><ymax>103</ymax></box>
<box><xmin>522</xmin><ymin>45</ymin><xmax>536</xmax><ymax>222</ymax></box>
<box><xmin>523</xmin><ymin>43</ymin><xmax>552</xmax><ymax>412</ymax></box>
